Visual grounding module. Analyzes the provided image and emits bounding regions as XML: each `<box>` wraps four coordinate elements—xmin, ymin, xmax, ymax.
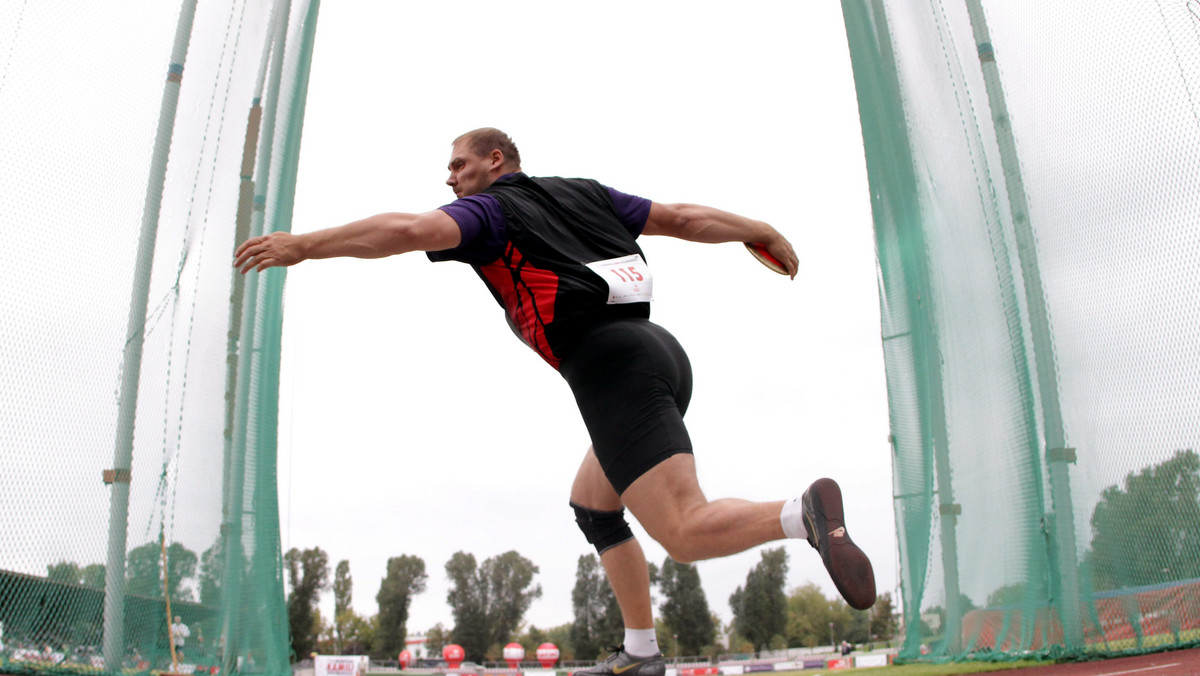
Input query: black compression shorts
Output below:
<box><xmin>560</xmin><ymin>318</ymin><xmax>693</xmax><ymax>495</ymax></box>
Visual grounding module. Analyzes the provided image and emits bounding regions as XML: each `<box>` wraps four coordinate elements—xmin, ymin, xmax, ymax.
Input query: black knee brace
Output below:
<box><xmin>571</xmin><ymin>501</ymin><xmax>635</xmax><ymax>555</ymax></box>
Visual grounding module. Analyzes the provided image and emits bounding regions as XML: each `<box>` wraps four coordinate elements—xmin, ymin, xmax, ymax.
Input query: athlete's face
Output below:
<box><xmin>446</xmin><ymin>142</ymin><xmax>500</xmax><ymax>198</ymax></box>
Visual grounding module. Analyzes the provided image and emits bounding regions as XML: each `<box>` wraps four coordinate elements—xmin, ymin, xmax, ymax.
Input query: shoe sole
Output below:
<box><xmin>572</xmin><ymin>658</ymin><xmax>664</xmax><ymax>676</ymax></box>
<box><xmin>804</xmin><ymin>477</ymin><xmax>876</xmax><ymax>610</ymax></box>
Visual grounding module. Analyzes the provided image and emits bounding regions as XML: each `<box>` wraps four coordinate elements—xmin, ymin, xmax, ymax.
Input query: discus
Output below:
<box><xmin>745</xmin><ymin>242</ymin><xmax>788</xmax><ymax>275</ymax></box>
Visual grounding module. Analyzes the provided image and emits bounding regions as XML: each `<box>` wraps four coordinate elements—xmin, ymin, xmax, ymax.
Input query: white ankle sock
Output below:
<box><xmin>780</xmin><ymin>497</ymin><xmax>808</xmax><ymax>540</ymax></box>
<box><xmin>624</xmin><ymin>628</ymin><xmax>658</xmax><ymax>656</ymax></box>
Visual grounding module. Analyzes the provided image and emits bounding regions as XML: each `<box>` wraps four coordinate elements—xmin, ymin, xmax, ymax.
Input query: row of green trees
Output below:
<box><xmin>283</xmin><ymin>546</ymin><xmax>897</xmax><ymax>664</ymax></box>
<box><xmin>46</xmin><ymin>539</ymin><xmax>217</xmax><ymax>603</ymax></box>
<box><xmin>1087</xmin><ymin>448</ymin><xmax>1200</xmax><ymax>591</ymax></box>
<box><xmin>45</xmin><ymin>542</ymin><xmax>896</xmax><ymax>662</ymax></box>
<box><xmin>730</xmin><ymin>548</ymin><xmax>895</xmax><ymax>652</ymax></box>
<box><xmin>283</xmin><ymin>548</ymin><xmax>542</xmax><ymax>662</ymax></box>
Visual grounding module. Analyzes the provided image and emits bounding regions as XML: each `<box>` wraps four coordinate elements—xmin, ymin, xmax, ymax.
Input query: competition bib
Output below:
<box><xmin>584</xmin><ymin>253</ymin><xmax>653</xmax><ymax>304</ymax></box>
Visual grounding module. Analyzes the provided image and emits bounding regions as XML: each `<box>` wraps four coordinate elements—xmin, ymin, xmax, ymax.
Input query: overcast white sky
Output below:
<box><xmin>274</xmin><ymin>1</ymin><xmax>895</xmax><ymax>638</ymax></box>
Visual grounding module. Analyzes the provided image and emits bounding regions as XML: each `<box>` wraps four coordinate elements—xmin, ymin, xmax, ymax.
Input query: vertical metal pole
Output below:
<box><xmin>221</xmin><ymin>2</ymin><xmax>292</xmax><ymax>671</ymax></box>
<box><xmin>223</xmin><ymin>0</ymin><xmax>285</xmax><ymax>497</ymax></box>
<box><xmin>961</xmin><ymin>0</ymin><xmax>1082</xmax><ymax>648</ymax></box>
<box><xmin>253</xmin><ymin>3</ymin><xmax>323</xmax><ymax>670</ymax></box>
<box><xmin>102</xmin><ymin>0</ymin><xmax>199</xmax><ymax>669</ymax></box>
<box><xmin>222</xmin><ymin>36</ymin><xmax>269</xmax><ymax>558</ymax></box>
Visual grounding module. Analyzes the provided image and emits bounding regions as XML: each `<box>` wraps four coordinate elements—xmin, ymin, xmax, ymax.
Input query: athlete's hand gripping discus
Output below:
<box><xmin>745</xmin><ymin>242</ymin><xmax>788</xmax><ymax>275</ymax></box>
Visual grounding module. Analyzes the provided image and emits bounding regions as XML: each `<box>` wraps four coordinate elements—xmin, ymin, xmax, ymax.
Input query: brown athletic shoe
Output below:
<box><xmin>802</xmin><ymin>477</ymin><xmax>876</xmax><ymax>610</ymax></box>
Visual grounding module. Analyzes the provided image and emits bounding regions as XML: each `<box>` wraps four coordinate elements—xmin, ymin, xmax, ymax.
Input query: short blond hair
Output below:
<box><xmin>454</xmin><ymin>127</ymin><xmax>521</xmax><ymax>170</ymax></box>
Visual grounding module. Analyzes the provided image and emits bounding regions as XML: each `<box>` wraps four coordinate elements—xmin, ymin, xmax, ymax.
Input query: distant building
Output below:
<box><xmin>404</xmin><ymin>634</ymin><xmax>428</xmax><ymax>660</ymax></box>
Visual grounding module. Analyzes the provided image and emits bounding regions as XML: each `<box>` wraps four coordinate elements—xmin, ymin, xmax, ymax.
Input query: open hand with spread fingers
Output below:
<box><xmin>233</xmin><ymin>231</ymin><xmax>305</xmax><ymax>274</ymax></box>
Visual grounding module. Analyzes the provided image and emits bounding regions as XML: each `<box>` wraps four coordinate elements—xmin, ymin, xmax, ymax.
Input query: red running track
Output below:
<box><xmin>977</xmin><ymin>648</ymin><xmax>1200</xmax><ymax>675</ymax></box>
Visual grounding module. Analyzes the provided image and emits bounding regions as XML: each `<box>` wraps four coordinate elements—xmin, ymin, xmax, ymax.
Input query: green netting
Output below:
<box><xmin>842</xmin><ymin>0</ymin><xmax>1200</xmax><ymax>663</ymax></box>
<box><xmin>0</xmin><ymin>1</ymin><xmax>320</xmax><ymax>675</ymax></box>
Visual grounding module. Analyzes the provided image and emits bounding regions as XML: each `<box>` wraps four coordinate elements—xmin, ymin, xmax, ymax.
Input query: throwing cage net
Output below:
<box><xmin>0</xmin><ymin>1</ymin><xmax>320</xmax><ymax>675</ymax></box>
<box><xmin>843</xmin><ymin>0</ymin><xmax>1200</xmax><ymax>662</ymax></box>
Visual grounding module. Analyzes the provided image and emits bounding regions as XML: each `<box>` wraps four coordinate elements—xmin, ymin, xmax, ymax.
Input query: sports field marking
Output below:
<box><xmin>1090</xmin><ymin>663</ymin><xmax>1181</xmax><ymax>676</ymax></box>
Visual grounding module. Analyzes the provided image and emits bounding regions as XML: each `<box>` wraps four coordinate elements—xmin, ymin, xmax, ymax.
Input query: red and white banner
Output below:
<box><xmin>315</xmin><ymin>655</ymin><xmax>369</xmax><ymax>676</ymax></box>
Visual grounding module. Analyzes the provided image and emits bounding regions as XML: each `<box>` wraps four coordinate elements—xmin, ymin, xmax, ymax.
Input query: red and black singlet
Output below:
<box><xmin>431</xmin><ymin>173</ymin><xmax>652</xmax><ymax>369</ymax></box>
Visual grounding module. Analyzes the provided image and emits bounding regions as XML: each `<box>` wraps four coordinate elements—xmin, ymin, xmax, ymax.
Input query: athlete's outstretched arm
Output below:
<box><xmin>233</xmin><ymin>209</ymin><xmax>460</xmax><ymax>274</ymax></box>
<box><xmin>642</xmin><ymin>202</ymin><xmax>798</xmax><ymax>278</ymax></box>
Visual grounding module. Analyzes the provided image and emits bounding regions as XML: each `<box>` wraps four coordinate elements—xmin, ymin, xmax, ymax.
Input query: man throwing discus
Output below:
<box><xmin>234</xmin><ymin>128</ymin><xmax>875</xmax><ymax>676</ymax></box>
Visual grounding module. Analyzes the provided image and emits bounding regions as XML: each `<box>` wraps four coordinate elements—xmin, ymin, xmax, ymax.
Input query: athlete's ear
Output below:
<box><xmin>489</xmin><ymin>149</ymin><xmax>505</xmax><ymax>170</ymax></box>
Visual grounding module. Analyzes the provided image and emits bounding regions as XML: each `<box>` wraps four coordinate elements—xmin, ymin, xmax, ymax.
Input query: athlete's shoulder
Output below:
<box><xmin>492</xmin><ymin>174</ymin><xmax>618</xmax><ymax>210</ymax></box>
<box><xmin>528</xmin><ymin>176</ymin><xmax>611</xmax><ymax>200</ymax></box>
